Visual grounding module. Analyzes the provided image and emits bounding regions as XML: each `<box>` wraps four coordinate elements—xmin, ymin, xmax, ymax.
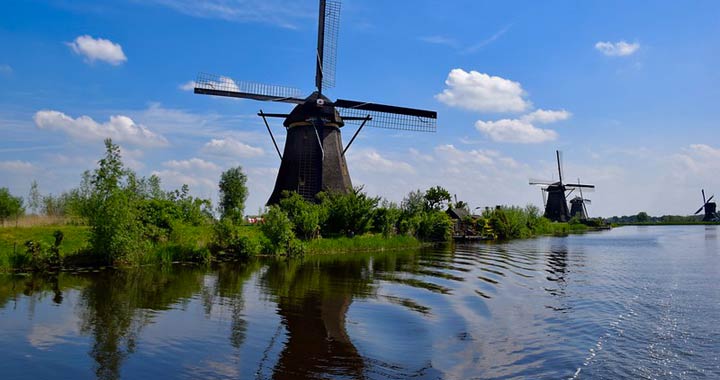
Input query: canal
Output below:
<box><xmin>1</xmin><ymin>226</ymin><xmax>718</xmax><ymax>379</ymax></box>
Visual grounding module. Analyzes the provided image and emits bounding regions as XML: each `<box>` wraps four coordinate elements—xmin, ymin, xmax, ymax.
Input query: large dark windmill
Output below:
<box><xmin>530</xmin><ymin>151</ymin><xmax>595</xmax><ymax>222</ymax></box>
<box><xmin>694</xmin><ymin>189</ymin><xmax>719</xmax><ymax>222</ymax></box>
<box><xmin>193</xmin><ymin>0</ymin><xmax>437</xmax><ymax>205</ymax></box>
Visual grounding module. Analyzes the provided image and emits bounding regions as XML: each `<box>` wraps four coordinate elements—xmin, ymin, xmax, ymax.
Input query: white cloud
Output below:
<box><xmin>202</xmin><ymin>138</ymin><xmax>264</xmax><ymax>158</ymax></box>
<box><xmin>0</xmin><ymin>160</ymin><xmax>34</xmax><ymax>172</ymax></box>
<box><xmin>0</xmin><ymin>64</ymin><xmax>12</xmax><ymax>75</ymax></box>
<box><xmin>67</xmin><ymin>35</ymin><xmax>127</xmax><ymax>65</ymax></box>
<box><xmin>347</xmin><ymin>149</ymin><xmax>415</xmax><ymax>174</ymax></box>
<box><xmin>472</xmin><ymin>108</ymin><xmax>569</xmax><ymax>144</ymax></box>
<box><xmin>434</xmin><ymin>144</ymin><xmax>495</xmax><ymax>166</ymax></box>
<box><xmin>475</xmin><ymin>119</ymin><xmax>557</xmax><ymax>143</ymax></box>
<box><xmin>594</xmin><ymin>41</ymin><xmax>640</xmax><ymax>57</ymax></box>
<box><xmin>163</xmin><ymin>158</ymin><xmax>220</xmax><ymax>172</ymax></box>
<box><xmin>34</xmin><ymin>110</ymin><xmax>168</xmax><ymax>147</ymax></box>
<box><xmin>435</xmin><ymin>69</ymin><xmax>530</xmax><ymax>113</ymax></box>
<box><xmin>521</xmin><ymin>109</ymin><xmax>571</xmax><ymax>124</ymax></box>
<box><xmin>179</xmin><ymin>80</ymin><xmax>196</xmax><ymax>91</ymax></box>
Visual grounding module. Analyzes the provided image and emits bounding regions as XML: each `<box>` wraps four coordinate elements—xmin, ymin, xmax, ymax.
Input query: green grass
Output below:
<box><xmin>307</xmin><ymin>234</ymin><xmax>422</xmax><ymax>254</ymax></box>
<box><xmin>0</xmin><ymin>226</ymin><xmax>91</xmax><ymax>269</ymax></box>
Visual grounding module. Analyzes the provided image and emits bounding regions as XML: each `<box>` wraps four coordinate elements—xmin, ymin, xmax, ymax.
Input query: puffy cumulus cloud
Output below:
<box><xmin>0</xmin><ymin>160</ymin><xmax>34</xmax><ymax>172</ymax></box>
<box><xmin>594</xmin><ymin>41</ymin><xmax>640</xmax><ymax>57</ymax></box>
<box><xmin>348</xmin><ymin>149</ymin><xmax>415</xmax><ymax>174</ymax></box>
<box><xmin>474</xmin><ymin>108</ymin><xmax>570</xmax><ymax>143</ymax></box>
<box><xmin>435</xmin><ymin>69</ymin><xmax>530</xmax><ymax>113</ymax></box>
<box><xmin>163</xmin><ymin>158</ymin><xmax>220</xmax><ymax>172</ymax></box>
<box><xmin>475</xmin><ymin>119</ymin><xmax>558</xmax><ymax>143</ymax></box>
<box><xmin>67</xmin><ymin>35</ymin><xmax>127</xmax><ymax>65</ymax></box>
<box><xmin>202</xmin><ymin>138</ymin><xmax>264</xmax><ymax>158</ymax></box>
<box><xmin>34</xmin><ymin>110</ymin><xmax>168</xmax><ymax>147</ymax></box>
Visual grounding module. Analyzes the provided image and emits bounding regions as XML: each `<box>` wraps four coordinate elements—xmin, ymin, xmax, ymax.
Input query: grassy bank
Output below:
<box><xmin>0</xmin><ymin>224</ymin><xmax>426</xmax><ymax>271</ymax></box>
<box><xmin>306</xmin><ymin>234</ymin><xmax>423</xmax><ymax>254</ymax></box>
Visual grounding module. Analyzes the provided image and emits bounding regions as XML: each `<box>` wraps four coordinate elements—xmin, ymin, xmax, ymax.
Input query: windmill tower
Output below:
<box><xmin>569</xmin><ymin>178</ymin><xmax>592</xmax><ymax>220</ymax></box>
<box><xmin>694</xmin><ymin>189</ymin><xmax>719</xmax><ymax>222</ymax></box>
<box><xmin>530</xmin><ymin>151</ymin><xmax>595</xmax><ymax>222</ymax></box>
<box><xmin>193</xmin><ymin>0</ymin><xmax>437</xmax><ymax>205</ymax></box>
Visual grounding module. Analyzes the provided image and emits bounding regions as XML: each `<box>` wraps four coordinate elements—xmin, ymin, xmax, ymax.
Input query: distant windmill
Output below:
<box><xmin>569</xmin><ymin>178</ymin><xmax>591</xmax><ymax>220</ymax></box>
<box><xmin>530</xmin><ymin>151</ymin><xmax>595</xmax><ymax>222</ymax></box>
<box><xmin>694</xmin><ymin>189</ymin><xmax>719</xmax><ymax>222</ymax></box>
<box><xmin>193</xmin><ymin>0</ymin><xmax>437</xmax><ymax>205</ymax></box>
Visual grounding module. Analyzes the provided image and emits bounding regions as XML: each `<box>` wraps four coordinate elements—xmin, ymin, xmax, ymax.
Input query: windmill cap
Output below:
<box><xmin>284</xmin><ymin>91</ymin><xmax>345</xmax><ymax>127</ymax></box>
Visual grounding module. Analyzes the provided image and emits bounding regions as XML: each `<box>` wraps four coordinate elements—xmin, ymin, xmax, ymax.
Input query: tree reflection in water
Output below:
<box><xmin>77</xmin><ymin>267</ymin><xmax>205</xmax><ymax>380</ymax></box>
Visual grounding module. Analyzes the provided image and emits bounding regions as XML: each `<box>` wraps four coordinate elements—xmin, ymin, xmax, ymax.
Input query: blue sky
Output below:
<box><xmin>1</xmin><ymin>0</ymin><xmax>719</xmax><ymax>216</ymax></box>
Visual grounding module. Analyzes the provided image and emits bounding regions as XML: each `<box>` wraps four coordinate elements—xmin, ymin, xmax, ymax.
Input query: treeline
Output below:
<box><xmin>605</xmin><ymin>212</ymin><xmax>703</xmax><ymax>224</ymax></box>
<box><xmin>212</xmin><ymin>186</ymin><xmax>454</xmax><ymax>257</ymax></box>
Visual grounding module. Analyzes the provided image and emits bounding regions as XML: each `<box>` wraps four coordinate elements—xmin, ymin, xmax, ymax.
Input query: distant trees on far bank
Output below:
<box><xmin>605</xmin><ymin>212</ymin><xmax>703</xmax><ymax>224</ymax></box>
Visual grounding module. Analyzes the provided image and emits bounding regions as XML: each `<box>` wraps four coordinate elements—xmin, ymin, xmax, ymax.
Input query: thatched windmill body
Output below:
<box><xmin>193</xmin><ymin>0</ymin><xmax>437</xmax><ymax>205</ymax></box>
<box><xmin>530</xmin><ymin>151</ymin><xmax>595</xmax><ymax>222</ymax></box>
<box><xmin>694</xmin><ymin>189</ymin><xmax>719</xmax><ymax>222</ymax></box>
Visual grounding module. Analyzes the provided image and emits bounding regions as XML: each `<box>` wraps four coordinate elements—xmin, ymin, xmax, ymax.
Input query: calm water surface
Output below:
<box><xmin>1</xmin><ymin>226</ymin><xmax>718</xmax><ymax>379</ymax></box>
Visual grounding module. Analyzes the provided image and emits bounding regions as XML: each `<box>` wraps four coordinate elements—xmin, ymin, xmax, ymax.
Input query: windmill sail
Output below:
<box><xmin>316</xmin><ymin>0</ymin><xmax>341</xmax><ymax>91</ymax></box>
<box><xmin>194</xmin><ymin>73</ymin><xmax>304</xmax><ymax>104</ymax></box>
<box><xmin>335</xmin><ymin>99</ymin><xmax>437</xmax><ymax>132</ymax></box>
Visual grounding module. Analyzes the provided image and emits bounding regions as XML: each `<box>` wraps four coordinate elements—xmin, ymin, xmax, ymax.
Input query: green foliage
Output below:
<box><xmin>487</xmin><ymin>206</ymin><xmax>535</xmax><ymax>240</ymax></box>
<box><xmin>372</xmin><ymin>201</ymin><xmax>402</xmax><ymax>237</ymax></box>
<box><xmin>318</xmin><ymin>187</ymin><xmax>379</xmax><ymax>237</ymax></box>
<box><xmin>278</xmin><ymin>191</ymin><xmax>322</xmax><ymax>240</ymax></box>
<box><xmin>28</xmin><ymin>180</ymin><xmax>41</xmax><ymax>214</ymax></box>
<box><xmin>424</xmin><ymin>185</ymin><xmax>452</xmax><ymax>211</ymax></box>
<box><xmin>636</xmin><ymin>211</ymin><xmax>650</xmax><ymax>222</ymax></box>
<box><xmin>218</xmin><ymin>166</ymin><xmax>248</xmax><ymax>223</ymax></box>
<box><xmin>401</xmin><ymin>189</ymin><xmax>425</xmax><ymax>215</ymax></box>
<box><xmin>260</xmin><ymin>206</ymin><xmax>303</xmax><ymax>256</ymax></box>
<box><xmin>416</xmin><ymin>210</ymin><xmax>453</xmax><ymax>241</ymax></box>
<box><xmin>0</xmin><ymin>187</ymin><xmax>25</xmax><ymax>225</ymax></box>
<box><xmin>211</xmin><ymin>219</ymin><xmax>262</xmax><ymax>258</ymax></box>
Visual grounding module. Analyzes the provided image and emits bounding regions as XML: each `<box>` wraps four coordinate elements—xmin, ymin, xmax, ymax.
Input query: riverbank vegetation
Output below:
<box><xmin>606</xmin><ymin>211</ymin><xmax>719</xmax><ymax>225</ymax></box>
<box><xmin>0</xmin><ymin>139</ymin><xmax>619</xmax><ymax>272</ymax></box>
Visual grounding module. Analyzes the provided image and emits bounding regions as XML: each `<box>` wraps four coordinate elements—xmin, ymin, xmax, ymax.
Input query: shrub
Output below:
<box><xmin>279</xmin><ymin>192</ymin><xmax>322</xmax><ymax>240</ymax></box>
<box><xmin>318</xmin><ymin>187</ymin><xmax>379</xmax><ymax>237</ymax></box>
<box><xmin>416</xmin><ymin>210</ymin><xmax>453</xmax><ymax>242</ymax></box>
<box><xmin>372</xmin><ymin>201</ymin><xmax>402</xmax><ymax>237</ymax></box>
<box><xmin>260</xmin><ymin>206</ymin><xmax>298</xmax><ymax>255</ymax></box>
<box><xmin>218</xmin><ymin>167</ymin><xmax>248</xmax><ymax>223</ymax></box>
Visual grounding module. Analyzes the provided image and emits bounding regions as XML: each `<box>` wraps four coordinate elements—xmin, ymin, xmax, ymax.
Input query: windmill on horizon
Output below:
<box><xmin>530</xmin><ymin>151</ymin><xmax>595</xmax><ymax>222</ymax></box>
<box><xmin>193</xmin><ymin>0</ymin><xmax>437</xmax><ymax>205</ymax></box>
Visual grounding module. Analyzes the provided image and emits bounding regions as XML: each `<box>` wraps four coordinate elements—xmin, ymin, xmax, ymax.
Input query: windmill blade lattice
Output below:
<box><xmin>316</xmin><ymin>0</ymin><xmax>341</xmax><ymax>90</ymax></box>
<box><xmin>336</xmin><ymin>99</ymin><xmax>437</xmax><ymax>132</ymax></box>
<box><xmin>194</xmin><ymin>73</ymin><xmax>304</xmax><ymax>104</ymax></box>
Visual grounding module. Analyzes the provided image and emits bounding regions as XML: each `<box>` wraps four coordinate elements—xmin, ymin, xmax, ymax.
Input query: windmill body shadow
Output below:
<box><xmin>193</xmin><ymin>0</ymin><xmax>437</xmax><ymax>205</ymax></box>
<box><xmin>530</xmin><ymin>151</ymin><xmax>595</xmax><ymax>222</ymax></box>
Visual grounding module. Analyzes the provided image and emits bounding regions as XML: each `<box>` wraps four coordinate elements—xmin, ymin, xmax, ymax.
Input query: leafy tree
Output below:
<box><xmin>401</xmin><ymin>189</ymin><xmax>425</xmax><ymax>216</ymax></box>
<box><xmin>318</xmin><ymin>187</ymin><xmax>379</xmax><ymax>237</ymax></box>
<box><xmin>279</xmin><ymin>191</ymin><xmax>323</xmax><ymax>240</ymax></box>
<box><xmin>85</xmin><ymin>139</ymin><xmax>144</xmax><ymax>260</ymax></box>
<box><xmin>28</xmin><ymin>180</ymin><xmax>41</xmax><ymax>215</ymax></box>
<box><xmin>218</xmin><ymin>166</ymin><xmax>248</xmax><ymax>223</ymax></box>
<box><xmin>260</xmin><ymin>206</ymin><xmax>303</xmax><ymax>255</ymax></box>
<box><xmin>372</xmin><ymin>200</ymin><xmax>402</xmax><ymax>237</ymax></box>
<box><xmin>424</xmin><ymin>186</ymin><xmax>452</xmax><ymax>211</ymax></box>
<box><xmin>636</xmin><ymin>211</ymin><xmax>650</xmax><ymax>223</ymax></box>
<box><xmin>0</xmin><ymin>187</ymin><xmax>25</xmax><ymax>225</ymax></box>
